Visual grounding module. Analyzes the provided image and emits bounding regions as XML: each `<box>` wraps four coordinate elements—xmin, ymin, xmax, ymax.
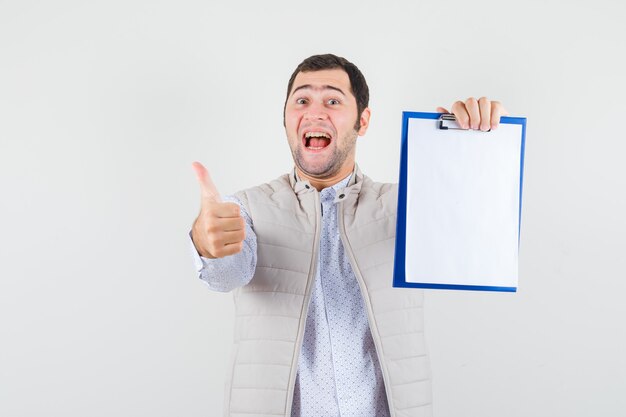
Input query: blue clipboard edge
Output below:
<box><xmin>392</xmin><ymin>111</ymin><xmax>527</xmax><ymax>292</ymax></box>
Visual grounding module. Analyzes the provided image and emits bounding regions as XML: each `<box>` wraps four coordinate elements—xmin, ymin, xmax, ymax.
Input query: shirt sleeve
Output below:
<box><xmin>189</xmin><ymin>195</ymin><xmax>257</xmax><ymax>292</ymax></box>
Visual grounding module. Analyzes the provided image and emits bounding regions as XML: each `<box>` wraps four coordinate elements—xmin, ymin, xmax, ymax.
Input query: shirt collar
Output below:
<box><xmin>291</xmin><ymin>164</ymin><xmax>364</xmax><ymax>199</ymax></box>
<box><xmin>320</xmin><ymin>174</ymin><xmax>351</xmax><ymax>203</ymax></box>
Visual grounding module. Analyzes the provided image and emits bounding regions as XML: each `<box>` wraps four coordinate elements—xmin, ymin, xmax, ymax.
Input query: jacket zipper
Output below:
<box><xmin>336</xmin><ymin>200</ymin><xmax>396</xmax><ymax>417</ymax></box>
<box><xmin>284</xmin><ymin>189</ymin><xmax>322</xmax><ymax>416</ymax></box>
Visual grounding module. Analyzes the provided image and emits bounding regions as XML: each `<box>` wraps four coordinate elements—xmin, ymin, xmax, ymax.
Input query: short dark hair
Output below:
<box><xmin>283</xmin><ymin>54</ymin><xmax>369</xmax><ymax>130</ymax></box>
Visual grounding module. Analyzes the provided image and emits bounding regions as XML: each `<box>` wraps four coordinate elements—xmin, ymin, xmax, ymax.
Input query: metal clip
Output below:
<box><xmin>438</xmin><ymin>114</ymin><xmax>462</xmax><ymax>130</ymax></box>
<box><xmin>438</xmin><ymin>113</ymin><xmax>491</xmax><ymax>132</ymax></box>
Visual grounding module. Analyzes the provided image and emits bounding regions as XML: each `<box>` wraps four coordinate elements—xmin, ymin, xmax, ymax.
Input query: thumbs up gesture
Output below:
<box><xmin>190</xmin><ymin>162</ymin><xmax>246</xmax><ymax>259</ymax></box>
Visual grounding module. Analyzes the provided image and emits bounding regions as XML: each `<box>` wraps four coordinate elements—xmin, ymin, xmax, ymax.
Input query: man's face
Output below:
<box><xmin>284</xmin><ymin>69</ymin><xmax>370</xmax><ymax>179</ymax></box>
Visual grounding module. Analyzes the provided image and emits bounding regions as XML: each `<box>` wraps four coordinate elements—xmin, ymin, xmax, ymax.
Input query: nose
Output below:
<box><xmin>304</xmin><ymin>102</ymin><xmax>328</xmax><ymax>121</ymax></box>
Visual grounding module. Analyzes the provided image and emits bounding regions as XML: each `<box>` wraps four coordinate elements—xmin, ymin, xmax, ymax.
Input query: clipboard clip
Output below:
<box><xmin>438</xmin><ymin>113</ymin><xmax>491</xmax><ymax>132</ymax></box>
<box><xmin>438</xmin><ymin>114</ymin><xmax>462</xmax><ymax>130</ymax></box>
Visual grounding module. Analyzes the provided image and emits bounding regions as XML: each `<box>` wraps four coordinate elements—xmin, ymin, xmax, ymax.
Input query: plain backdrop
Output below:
<box><xmin>1</xmin><ymin>1</ymin><xmax>625</xmax><ymax>416</ymax></box>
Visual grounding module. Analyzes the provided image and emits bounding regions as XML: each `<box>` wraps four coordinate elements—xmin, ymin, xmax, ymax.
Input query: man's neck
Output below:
<box><xmin>296</xmin><ymin>164</ymin><xmax>354</xmax><ymax>191</ymax></box>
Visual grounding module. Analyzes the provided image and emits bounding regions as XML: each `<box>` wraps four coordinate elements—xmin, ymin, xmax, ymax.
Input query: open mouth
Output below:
<box><xmin>303</xmin><ymin>131</ymin><xmax>332</xmax><ymax>150</ymax></box>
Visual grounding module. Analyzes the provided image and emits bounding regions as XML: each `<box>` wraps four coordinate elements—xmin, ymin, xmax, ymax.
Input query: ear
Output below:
<box><xmin>357</xmin><ymin>108</ymin><xmax>371</xmax><ymax>136</ymax></box>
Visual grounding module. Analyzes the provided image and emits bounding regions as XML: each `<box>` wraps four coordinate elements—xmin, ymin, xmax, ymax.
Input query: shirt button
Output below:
<box><xmin>338</xmin><ymin>193</ymin><xmax>345</xmax><ymax>199</ymax></box>
<box><xmin>305</xmin><ymin>184</ymin><xmax>310</xmax><ymax>189</ymax></box>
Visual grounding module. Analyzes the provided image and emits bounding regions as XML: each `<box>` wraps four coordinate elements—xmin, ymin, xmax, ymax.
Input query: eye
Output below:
<box><xmin>327</xmin><ymin>99</ymin><xmax>340</xmax><ymax>105</ymax></box>
<box><xmin>296</xmin><ymin>98</ymin><xmax>307</xmax><ymax>105</ymax></box>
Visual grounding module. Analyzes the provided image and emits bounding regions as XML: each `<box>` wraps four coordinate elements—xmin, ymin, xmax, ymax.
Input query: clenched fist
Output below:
<box><xmin>190</xmin><ymin>162</ymin><xmax>246</xmax><ymax>259</ymax></box>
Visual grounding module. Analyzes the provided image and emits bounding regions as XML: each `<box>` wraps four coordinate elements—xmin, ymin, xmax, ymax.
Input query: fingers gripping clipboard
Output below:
<box><xmin>393</xmin><ymin>112</ymin><xmax>527</xmax><ymax>292</ymax></box>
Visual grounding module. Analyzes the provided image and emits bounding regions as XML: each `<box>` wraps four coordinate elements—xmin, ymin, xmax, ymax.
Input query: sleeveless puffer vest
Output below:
<box><xmin>227</xmin><ymin>166</ymin><xmax>432</xmax><ymax>417</ymax></box>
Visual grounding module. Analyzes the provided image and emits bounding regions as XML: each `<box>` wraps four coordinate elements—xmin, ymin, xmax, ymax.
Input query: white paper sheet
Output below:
<box><xmin>405</xmin><ymin>117</ymin><xmax>523</xmax><ymax>289</ymax></box>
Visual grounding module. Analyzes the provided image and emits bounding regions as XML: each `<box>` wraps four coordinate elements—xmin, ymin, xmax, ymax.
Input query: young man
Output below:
<box><xmin>190</xmin><ymin>54</ymin><xmax>506</xmax><ymax>417</ymax></box>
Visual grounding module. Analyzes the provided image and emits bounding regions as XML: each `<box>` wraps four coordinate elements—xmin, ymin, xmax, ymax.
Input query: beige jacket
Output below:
<box><xmin>227</xmin><ymin>166</ymin><xmax>432</xmax><ymax>417</ymax></box>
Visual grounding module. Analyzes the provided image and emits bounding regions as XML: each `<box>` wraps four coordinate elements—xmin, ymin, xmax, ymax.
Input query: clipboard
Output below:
<box><xmin>393</xmin><ymin>112</ymin><xmax>527</xmax><ymax>292</ymax></box>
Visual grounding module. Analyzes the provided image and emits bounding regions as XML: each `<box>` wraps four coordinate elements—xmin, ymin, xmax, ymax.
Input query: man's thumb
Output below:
<box><xmin>191</xmin><ymin>161</ymin><xmax>221</xmax><ymax>202</ymax></box>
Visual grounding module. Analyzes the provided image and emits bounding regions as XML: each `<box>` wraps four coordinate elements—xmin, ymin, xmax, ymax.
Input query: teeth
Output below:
<box><xmin>305</xmin><ymin>131</ymin><xmax>330</xmax><ymax>139</ymax></box>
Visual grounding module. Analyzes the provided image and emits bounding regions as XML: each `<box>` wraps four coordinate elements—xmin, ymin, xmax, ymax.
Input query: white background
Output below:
<box><xmin>1</xmin><ymin>1</ymin><xmax>624</xmax><ymax>416</ymax></box>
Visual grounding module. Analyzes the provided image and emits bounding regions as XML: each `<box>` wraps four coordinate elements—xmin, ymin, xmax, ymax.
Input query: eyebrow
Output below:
<box><xmin>291</xmin><ymin>84</ymin><xmax>346</xmax><ymax>97</ymax></box>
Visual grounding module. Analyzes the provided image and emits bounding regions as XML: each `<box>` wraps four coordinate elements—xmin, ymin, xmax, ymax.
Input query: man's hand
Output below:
<box><xmin>437</xmin><ymin>97</ymin><xmax>508</xmax><ymax>131</ymax></box>
<box><xmin>191</xmin><ymin>162</ymin><xmax>245</xmax><ymax>259</ymax></box>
